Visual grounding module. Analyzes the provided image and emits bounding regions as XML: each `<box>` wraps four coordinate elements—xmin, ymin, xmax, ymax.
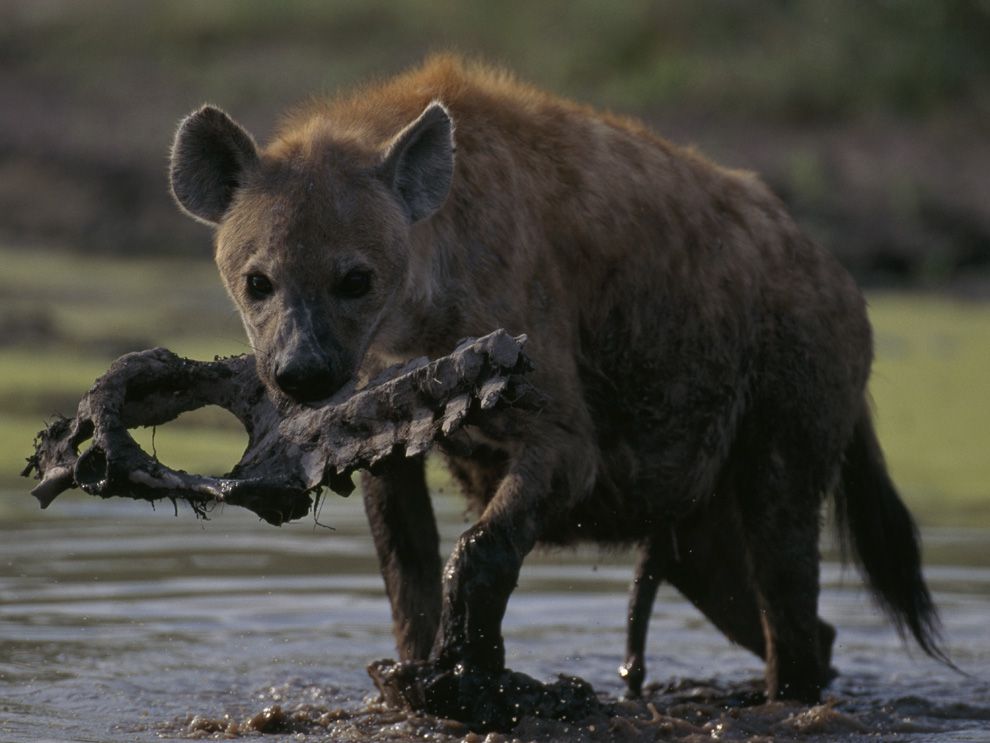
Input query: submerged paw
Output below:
<box><xmin>367</xmin><ymin>658</ymin><xmax>605</xmax><ymax>731</ymax></box>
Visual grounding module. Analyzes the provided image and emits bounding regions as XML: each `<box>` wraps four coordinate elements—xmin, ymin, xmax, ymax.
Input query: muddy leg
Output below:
<box><xmin>362</xmin><ymin>455</ymin><xmax>442</xmax><ymax>661</ymax></box>
<box><xmin>733</xmin><ymin>451</ymin><xmax>826</xmax><ymax>703</ymax></box>
<box><xmin>433</xmin><ymin>465</ymin><xmax>545</xmax><ymax>672</ymax></box>
<box><xmin>620</xmin><ymin>540</ymin><xmax>667</xmax><ymax>698</ymax></box>
<box><xmin>369</xmin><ymin>439</ymin><xmax>603</xmax><ymax>730</ymax></box>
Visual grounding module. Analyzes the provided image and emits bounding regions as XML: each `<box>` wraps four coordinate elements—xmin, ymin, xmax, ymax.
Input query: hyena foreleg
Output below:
<box><xmin>362</xmin><ymin>456</ymin><xmax>443</xmax><ymax>661</ymax></box>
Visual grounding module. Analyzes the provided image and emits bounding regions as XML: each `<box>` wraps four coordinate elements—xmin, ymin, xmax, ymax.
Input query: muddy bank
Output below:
<box><xmin>161</xmin><ymin>674</ymin><xmax>989</xmax><ymax>742</ymax></box>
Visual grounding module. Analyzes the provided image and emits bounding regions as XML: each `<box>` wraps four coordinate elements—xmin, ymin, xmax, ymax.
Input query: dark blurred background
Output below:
<box><xmin>4</xmin><ymin>8</ymin><xmax>990</xmax><ymax>738</ymax></box>
<box><xmin>2</xmin><ymin>0</ymin><xmax>989</xmax><ymax>290</ymax></box>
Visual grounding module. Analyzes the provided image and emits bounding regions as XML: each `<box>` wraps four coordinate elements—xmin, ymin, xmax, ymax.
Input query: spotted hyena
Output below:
<box><xmin>169</xmin><ymin>55</ymin><xmax>942</xmax><ymax>715</ymax></box>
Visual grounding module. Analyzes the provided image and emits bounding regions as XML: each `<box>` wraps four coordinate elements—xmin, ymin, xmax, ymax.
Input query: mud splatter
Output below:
<box><xmin>158</xmin><ymin>674</ymin><xmax>990</xmax><ymax>742</ymax></box>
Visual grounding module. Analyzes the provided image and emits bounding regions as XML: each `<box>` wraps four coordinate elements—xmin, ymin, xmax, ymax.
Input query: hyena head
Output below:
<box><xmin>169</xmin><ymin>103</ymin><xmax>454</xmax><ymax>403</ymax></box>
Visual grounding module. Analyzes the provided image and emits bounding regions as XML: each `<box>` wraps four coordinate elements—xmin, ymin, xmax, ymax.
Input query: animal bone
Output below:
<box><xmin>23</xmin><ymin>330</ymin><xmax>536</xmax><ymax>525</ymax></box>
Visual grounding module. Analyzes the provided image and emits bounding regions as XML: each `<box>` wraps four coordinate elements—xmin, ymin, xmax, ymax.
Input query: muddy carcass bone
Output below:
<box><xmin>23</xmin><ymin>330</ymin><xmax>537</xmax><ymax>525</ymax></box>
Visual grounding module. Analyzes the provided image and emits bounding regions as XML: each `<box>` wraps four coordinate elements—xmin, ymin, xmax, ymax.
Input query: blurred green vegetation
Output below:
<box><xmin>5</xmin><ymin>0</ymin><xmax>987</xmax><ymax>119</ymax></box>
<box><xmin>869</xmin><ymin>296</ymin><xmax>990</xmax><ymax>526</ymax></box>
<box><xmin>3</xmin><ymin>247</ymin><xmax>989</xmax><ymax>525</ymax></box>
<box><xmin>1</xmin><ymin>0</ymin><xmax>988</xmax><ymax>283</ymax></box>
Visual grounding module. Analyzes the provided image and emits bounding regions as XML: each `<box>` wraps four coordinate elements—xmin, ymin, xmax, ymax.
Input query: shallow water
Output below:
<box><xmin>1</xmin><ymin>489</ymin><xmax>988</xmax><ymax>742</ymax></box>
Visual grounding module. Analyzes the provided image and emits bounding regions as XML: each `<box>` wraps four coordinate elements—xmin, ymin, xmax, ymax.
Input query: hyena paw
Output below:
<box><xmin>367</xmin><ymin>658</ymin><xmax>604</xmax><ymax>732</ymax></box>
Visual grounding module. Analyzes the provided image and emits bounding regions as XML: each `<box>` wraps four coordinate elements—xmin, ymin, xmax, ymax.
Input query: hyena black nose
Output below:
<box><xmin>274</xmin><ymin>356</ymin><xmax>338</xmax><ymax>403</ymax></box>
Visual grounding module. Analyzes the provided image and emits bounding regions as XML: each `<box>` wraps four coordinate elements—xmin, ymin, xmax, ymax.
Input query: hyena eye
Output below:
<box><xmin>245</xmin><ymin>273</ymin><xmax>274</xmax><ymax>300</ymax></box>
<box><xmin>337</xmin><ymin>268</ymin><xmax>372</xmax><ymax>299</ymax></box>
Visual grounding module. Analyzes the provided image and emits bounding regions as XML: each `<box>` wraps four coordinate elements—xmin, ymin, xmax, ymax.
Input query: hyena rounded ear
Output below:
<box><xmin>379</xmin><ymin>101</ymin><xmax>455</xmax><ymax>223</ymax></box>
<box><xmin>169</xmin><ymin>105</ymin><xmax>259</xmax><ymax>226</ymax></box>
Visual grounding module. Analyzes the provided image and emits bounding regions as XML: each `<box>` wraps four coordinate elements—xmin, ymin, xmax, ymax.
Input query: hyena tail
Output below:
<box><xmin>834</xmin><ymin>402</ymin><xmax>950</xmax><ymax>664</ymax></box>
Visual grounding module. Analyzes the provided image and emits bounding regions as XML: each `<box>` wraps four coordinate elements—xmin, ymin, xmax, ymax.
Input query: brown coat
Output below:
<box><xmin>170</xmin><ymin>55</ymin><xmax>941</xmax><ymax>717</ymax></box>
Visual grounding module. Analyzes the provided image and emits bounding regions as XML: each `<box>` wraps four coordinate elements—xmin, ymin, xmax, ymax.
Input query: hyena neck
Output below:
<box><xmin>366</xmin><ymin>233</ymin><xmax>467</xmax><ymax>365</ymax></box>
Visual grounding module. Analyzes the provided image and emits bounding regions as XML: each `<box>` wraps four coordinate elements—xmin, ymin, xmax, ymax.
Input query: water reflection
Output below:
<box><xmin>1</xmin><ymin>490</ymin><xmax>988</xmax><ymax>741</ymax></box>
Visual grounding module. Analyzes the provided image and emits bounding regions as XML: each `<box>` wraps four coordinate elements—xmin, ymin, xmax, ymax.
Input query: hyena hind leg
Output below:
<box><xmin>620</xmin><ymin>499</ymin><xmax>837</xmax><ymax>700</ymax></box>
<box><xmin>732</xmin><ymin>448</ymin><xmax>830</xmax><ymax>703</ymax></box>
<box><xmin>620</xmin><ymin>539</ymin><xmax>667</xmax><ymax>699</ymax></box>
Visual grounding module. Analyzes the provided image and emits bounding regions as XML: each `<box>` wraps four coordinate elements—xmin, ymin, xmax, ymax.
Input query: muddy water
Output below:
<box><xmin>1</xmin><ymin>490</ymin><xmax>988</xmax><ymax>742</ymax></box>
